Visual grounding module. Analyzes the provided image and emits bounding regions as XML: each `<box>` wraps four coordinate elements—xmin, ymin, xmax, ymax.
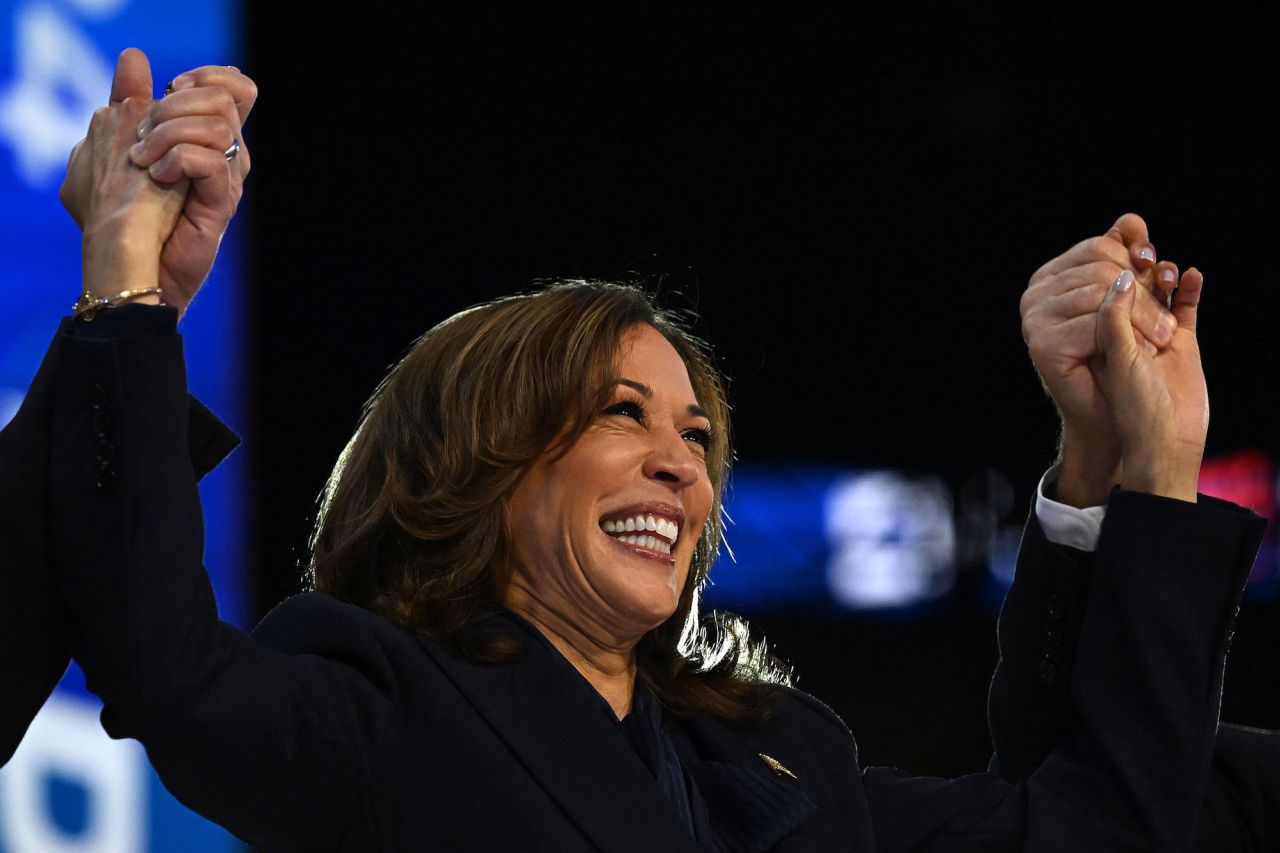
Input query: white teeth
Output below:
<box><xmin>602</xmin><ymin>529</ymin><xmax>673</xmax><ymax>555</ymax></box>
<box><xmin>600</xmin><ymin>513</ymin><xmax>679</xmax><ymax>552</ymax></box>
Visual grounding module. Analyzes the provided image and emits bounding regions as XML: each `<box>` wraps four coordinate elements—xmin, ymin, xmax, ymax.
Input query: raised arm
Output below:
<box><xmin>989</xmin><ymin>219</ymin><xmax>1278</xmax><ymax>848</ymax></box>
<box><xmin>38</xmin><ymin>50</ymin><xmax>413</xmax><ymax>851</ymax></box>
<box><xmin>0</xmin><ymin>49</ymin><xmax>251</xmax><ymax>766</ymax></box>
<box><xmin>863</xmin><ymin>221</ymin><xmax>1265</xmax><ymax>850</ymax></box>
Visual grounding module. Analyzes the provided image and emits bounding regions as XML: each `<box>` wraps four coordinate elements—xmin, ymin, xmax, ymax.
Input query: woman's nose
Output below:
<box><xmin>642</xmin><ymin>431</ymin><xmax>701</xmax><ymax>490</ymax></box>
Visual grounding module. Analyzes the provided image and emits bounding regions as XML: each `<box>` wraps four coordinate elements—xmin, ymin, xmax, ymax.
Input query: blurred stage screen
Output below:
<box><xmin>0</xmin><ymin>1</ymin><xmax>248</xmax><ymax>851</ymax></box>
<box><xmin>706</xmin><ymin>451</ymin><xmax>1279</xmax><ymax>616</ymax></box>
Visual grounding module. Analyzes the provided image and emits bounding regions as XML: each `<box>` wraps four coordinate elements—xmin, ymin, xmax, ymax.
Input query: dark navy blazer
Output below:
<box><xmin>5</xmin><ymin>305</ymin><xmax>1267</xmax><ymax>851</ymax></box>
<box><xmin>0</xmin><ymin>317</ymin><xmax>233</xmax><ymax>765</ymax></box>
<box><xmin>989</xmin><ymin>492</ymin><xmax>1277</xmax><ymax>851</ymax></box>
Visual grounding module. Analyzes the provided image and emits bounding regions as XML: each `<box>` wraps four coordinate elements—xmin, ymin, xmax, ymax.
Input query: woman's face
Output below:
<box><xmin>504</xmin><ymin>323</ymin><xmax>716</xmax><ymax>641</ymax></box>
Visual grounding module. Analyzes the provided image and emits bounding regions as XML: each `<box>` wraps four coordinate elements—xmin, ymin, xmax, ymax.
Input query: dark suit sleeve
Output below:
<box><xmin>989</xmin><ymin>499</ymin><xmax>1280</xmax><ymax>851</ymax></box>
<box><xmin>0</xmin><ymin>309</ymin><xmax>239</xmax><ymax>767</ymax></box>
<box><xmin>46</xmin><ymin>307</ymin><xmax>402</xmax><ymax>852</ymax></box>
<box><xmin>986</xmin><ymin>505</ymin><xmax>1093</xmax><ymax>784</ymax></box>
<box><xmin>862</xmin><ymin>490</ymin><xmax>1265</xmax><ymax>852</ymax></box>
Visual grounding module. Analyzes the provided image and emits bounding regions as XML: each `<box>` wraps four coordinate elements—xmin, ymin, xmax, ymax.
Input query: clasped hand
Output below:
<box><xmin>1022</xmin><ymin>214</ymin><xmax>1208</xmax><ymax>505</ymax></box>
<box><xmin>62</xmin><ymin>47</ymin><xmax>256</xmax><ymax>316</ymax></box>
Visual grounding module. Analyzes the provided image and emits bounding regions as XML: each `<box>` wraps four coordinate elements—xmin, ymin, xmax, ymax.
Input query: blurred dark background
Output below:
<box><xmin>240</xmin><ymin>6</ymin><xmax>1279</xmax><ymax>776</ymax></box>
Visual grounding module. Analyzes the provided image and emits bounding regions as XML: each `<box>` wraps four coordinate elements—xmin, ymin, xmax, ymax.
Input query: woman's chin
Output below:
<box><xmin>606</xmin><ymin>586</ymin><xmax>682</xmax><ymax>635</ymax></box>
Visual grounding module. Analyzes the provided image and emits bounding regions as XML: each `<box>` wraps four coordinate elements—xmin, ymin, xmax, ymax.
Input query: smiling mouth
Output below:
<box><xmin>599</xmin><ymin>511</ymin><xmax>680</xmax><ymax>557</ymax></box>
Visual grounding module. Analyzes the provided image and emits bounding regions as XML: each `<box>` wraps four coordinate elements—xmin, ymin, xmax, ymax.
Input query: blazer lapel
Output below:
<box><xmin>418</xmin><ymin>632</ymin><xmax>703</xmax><ymax>853</ymax></box>
<box><xmin>676</xmin><ymin>714</ymin><xmax>818</xmax><ymax>853</ymax></box>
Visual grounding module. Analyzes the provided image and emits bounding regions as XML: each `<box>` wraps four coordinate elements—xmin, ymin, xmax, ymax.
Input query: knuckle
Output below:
<box><xmin>1091</xmin><ymin>260</ymin><xmax>1120</xmax><ymax>284</ymax></box>
<box><xmin>1018</xmin><ymin>288</ymin><xmax>1034</xmax><ymax>316</ymax></box>
<box><xmin>1083</xmin><ymin>236</ymin><xmax>1113</xmax><ymax>260</ymax></box>
<box><xmin>215</xmin><ymin>89</ymin><xmax>237</xmax><ymax>114</ymax></box>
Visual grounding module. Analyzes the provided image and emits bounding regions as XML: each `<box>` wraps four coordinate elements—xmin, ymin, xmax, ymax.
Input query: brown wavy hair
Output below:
<box><xmin>309</xmin><ymin>280</ymin><xmax>789</xmax><ymax>720</ymax></box>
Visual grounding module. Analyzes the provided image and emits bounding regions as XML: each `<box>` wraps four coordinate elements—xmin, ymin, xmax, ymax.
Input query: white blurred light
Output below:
<box><xmin>0</xmin><ymin>389</ymin><xmax>21</xmax><ymax>430</ymax></box>
<box><xmin>0</xmin><ymin>695</ymin><xmax>147</xmax><ymax>853</ymax></box>
<box><xmin>63</xmin><ymin>0</ymin><xmax>129</xmax><ymax>20</ymax></box>
<box><xmin>0</xmin><ymin>4</ymin><xmax>112</xmax><ymax>187</ymax></box>
<box><xmin>824</xmin><ymin>472</ymin><xmax>956</xmax><ymax>609</ymax></box>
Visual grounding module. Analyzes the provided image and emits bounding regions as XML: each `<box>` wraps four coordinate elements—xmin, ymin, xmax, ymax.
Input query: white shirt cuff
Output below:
<box><xmin>1035</xmin><ymin>465</ymin><xmax>1107</xmax><ymax>553</ymax></box>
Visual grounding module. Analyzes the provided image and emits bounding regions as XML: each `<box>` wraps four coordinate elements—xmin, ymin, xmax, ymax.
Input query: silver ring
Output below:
<box><xmin>224</xmin><ymin>139</ymin><xmax>241</xmax><ymax>162</ymax></box>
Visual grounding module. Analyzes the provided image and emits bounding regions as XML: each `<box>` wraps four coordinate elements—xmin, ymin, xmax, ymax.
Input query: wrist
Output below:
<box><xmin>1120</xmin><ymin>444</ymin><xmax>1203</xmax><ymax>503</ymax></box>
<box><xmin>1055</xmin><ymin>428</ymin><xmax>1121</xmax><ymax>508</ymax></box>
<box><xmin>81</xmin><ymin>220</ymin><xmax>162</xmax><ymax>299</ymax></box>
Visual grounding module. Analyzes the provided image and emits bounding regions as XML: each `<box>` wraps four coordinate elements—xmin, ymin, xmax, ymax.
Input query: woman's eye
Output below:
<box><xmin>604</xmin><ymin>401</ymin><xmax>645</xmax><ymax>423</ymax></box>
<box><xmin>683</xmin><ymin>429</ymin><xmax>712</xmax><ymax>451</ymax></box>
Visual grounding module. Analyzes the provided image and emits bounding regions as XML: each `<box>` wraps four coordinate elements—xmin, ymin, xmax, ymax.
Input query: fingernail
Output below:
<box><xmin>1155</xmin><ymin>317</ymin><xmax>1172</xmax><ymax>342</ymax></box>
<box><xmin>1159</xmin><ymin>267</ymin><xmax>1177</xmax><ymax>286</ymax></box>
<box><xmin>171</xmin><ymin>74</ymin><xmax>194</xmax><ymax>91</ymax></box>
<box><xmin>1139</xmin><ymin>245</ymin><xmax>1155</xmax><ymax>263</ymax></box>
<box><xmin>136</xmin><ymin>116</ymin><xmax>152</xmax><ymax>138</ymax></box>
<box><xmin>129</xmin><ymin>140</ymin><xmax>147</xmax><ymax>162</ymax></box>
<box><xmin>1113</xmin><ymin>269</ymin><xmax>1135</xmax><ymax>291</ymax></box>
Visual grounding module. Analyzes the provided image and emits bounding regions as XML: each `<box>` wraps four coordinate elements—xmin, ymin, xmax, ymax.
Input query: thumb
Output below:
<box><xmin>109</xmin><ymin>48</ymin><xmax>153</xmax><ymax>104</ymax></box>
<box><xmin>1096</xmin><ymin>269</ymin><xmax>1144</xmax><ymax>366</ymax></box>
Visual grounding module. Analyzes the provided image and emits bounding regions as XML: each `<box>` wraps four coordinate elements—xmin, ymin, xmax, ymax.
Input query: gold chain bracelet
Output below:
<box><xmin>72</xmin><ymin>288</ymin><xmax>165</xmax><ymax>321</ymax></box>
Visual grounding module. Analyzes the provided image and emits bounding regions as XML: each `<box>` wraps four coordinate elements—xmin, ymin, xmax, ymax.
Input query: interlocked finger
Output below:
<box><xmin>1031</xmin><ymin>234</ymin><xmax>1131</xmax><ymax>281</ymax></box>
<box><xmin>131</xmin><ymin>115</ymin><xmax>236</xmax><ymax>168</ymax></box>
<box><xmin>139</xmin><ymin>88</ymin><xmax>250</xmax><ymax>179</ymax></box>
<box><xmin>1039</xmin><ymin>260</ymin><xmax>1126</xmax><ymax>299</ymax></box>
<box><xmin>166</xmin><ymin>65</ymin><xmax>257</xmax><ymax>124</ymax></box>
<box><xmin>1032</xmin><ymin>272</ymin><xmax>1176</xmax><ymax>349</ymax></box>
<box><xmin>144</xmin><ymin>86</ymin><xmax>241</xmax><ymax>139</ymax></box>
<box><xmin>148</xmin><ymin>143</ymin><xmax>234</xmax><ymax>209</ymax></box>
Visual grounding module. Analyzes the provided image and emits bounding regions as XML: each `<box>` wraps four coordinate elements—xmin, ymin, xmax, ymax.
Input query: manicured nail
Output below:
<box><xmin>171</xmin><ymin>74</ymin><xmax>194</xmax><ymax>91</ymax></box>
<box><xmin>1113</xmin><ymin>269</ymin><xmax>1134</xmax><ymax>291</ymax></box>
<box><xmin>1138</xmin><ymin>245</ymin><xmax>1155</xmax><ymax>263</ymax></box>
<box><xmin>1155</xmin><ymin>317</ymin><xmax>1172</xmax><ymax>342</ymax></box>
<box><xmin>136</xmin><ymin>116</ymin><xmax>152</xmax><ymax>138</ymax></box>
<box><xmin>1159</xmin><ymin>267</ymin><xmax>1177</xmax><ymax>286</ymax></box>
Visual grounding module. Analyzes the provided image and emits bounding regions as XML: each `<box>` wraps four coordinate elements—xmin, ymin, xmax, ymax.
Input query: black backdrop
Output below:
<box><xmin>239</xmin><ymin>6</ymin><xmax>1279</xmax><ymax>776</ymax></box>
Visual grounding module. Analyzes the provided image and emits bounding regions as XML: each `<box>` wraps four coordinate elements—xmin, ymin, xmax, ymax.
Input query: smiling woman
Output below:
<box><xmin>311</xmin><ymin>282</ymin><xmax>786</xmax><ymax>722</ymax></box>
<box><xmin>5</xmin><ymin>46</ymin><xmax>1274</xmax><ymax>853</ymax></box>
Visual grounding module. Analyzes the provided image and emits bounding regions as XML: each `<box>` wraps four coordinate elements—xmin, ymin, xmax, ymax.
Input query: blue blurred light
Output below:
<box><xmin>704</xmin><ymin>467</ymin><xmax>958</xmax><ymax>614</ymax></box>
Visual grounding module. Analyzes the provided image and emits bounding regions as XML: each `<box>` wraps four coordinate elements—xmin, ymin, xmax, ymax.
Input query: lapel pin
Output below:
<box><xmin>758</xmin><ymin>753</ymin><xmax>798</xmax><ymax>780</ymax></box>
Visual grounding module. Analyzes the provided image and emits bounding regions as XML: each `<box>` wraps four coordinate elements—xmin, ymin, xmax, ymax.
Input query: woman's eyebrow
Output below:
<box><xmin>618</xmin><ymin>378</ymin><xmax>710</xmax><ymax>420</ymax></box>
